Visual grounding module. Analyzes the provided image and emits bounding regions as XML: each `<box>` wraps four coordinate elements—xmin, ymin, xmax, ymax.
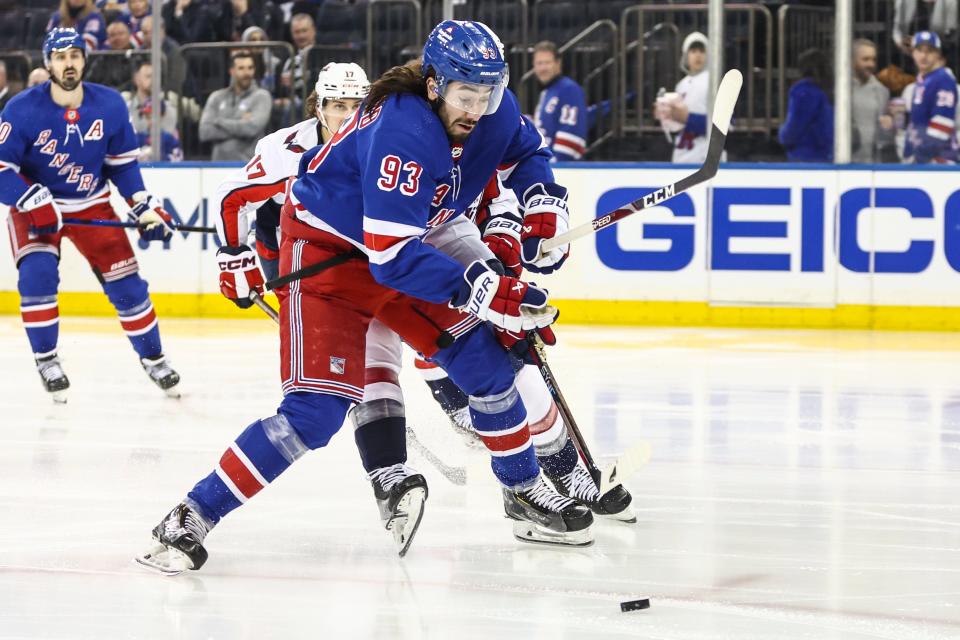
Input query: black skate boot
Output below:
<box><xmin>543</xmin><ymin>462</ymin><xmax>636</xmax><ymax>523</ymax></box>
<box><xmin>141</xmin><ymin>355</ymin><xmax>181</xmax><ymax>398</ymax></box>
<box><xmin>369</xmin><ymin>463</ymin><xmax>428</xmax><ymax>557</ymax></box>
<box><xmin>135</xmin><ymin>502</ymin><xmax>211</xmax><ymax>575</ymax></box>
<box><xmin>503</xmin><ymin>476</ymin><xmax>594</xmax><ymax>546</ymax></box>
<box><xmin>36</xmin><ymin>354</ymin><xmax>69</xmax><ymax>404</ymax></box>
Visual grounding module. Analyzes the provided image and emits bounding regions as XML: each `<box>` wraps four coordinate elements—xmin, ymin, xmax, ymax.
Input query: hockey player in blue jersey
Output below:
<box><xmin>532</xmin><ymin>40</ymin><xmax>589</xmax><ymax>161</ymax></box>
<box><xmin>904</xmin><ymin>31</ymin><xmax>959</xmax><ymax>164</ymax></box>
<box><xmin>138</xmin><ymin>20</ymin><xmax>594</xmax><ymax>575</ymax></box>
<box><xmin>0</xmin><ymin>28</ymin><xmax>180</xmax><ymax>401</ymax></box>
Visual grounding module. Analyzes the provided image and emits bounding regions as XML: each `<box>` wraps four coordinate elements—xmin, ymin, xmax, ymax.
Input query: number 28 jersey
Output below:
<box><xmin>290</xmin><ymin>88</ymin><xmax>553</xmax><ymax>304</ymax></box>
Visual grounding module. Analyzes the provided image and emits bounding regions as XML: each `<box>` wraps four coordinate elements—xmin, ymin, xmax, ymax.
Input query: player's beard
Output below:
<box><xmin>438</xmin><ymin>103</ymin><xmax>478</xmax><ymax>143</ymax></box>
<box><xmin>53</xmin><ymin>67</ymin><xmax>82</xmax><ymax>92</ymax></box>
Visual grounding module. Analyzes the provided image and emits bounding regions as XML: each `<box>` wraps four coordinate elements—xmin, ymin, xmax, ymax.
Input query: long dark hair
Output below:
<box><xmin>364</xmin><ymin>59</ymin><xmax>433</xmax><ymax>115</ymax></box>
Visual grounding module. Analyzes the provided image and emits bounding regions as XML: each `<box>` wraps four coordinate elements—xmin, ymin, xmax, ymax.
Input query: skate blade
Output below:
<box><xmin>386</xmin><ymin>486</ymin><xmax>427</xmax><ymax>558</ymax></box>
<box><xmin>511</xmin><ymin>520</ymin><xmax>594</xmax><ymax>547</ymax></box>
<box><xmin>163</xmin><ymin>386</ymin><xmax>182</xmax><ymax>399</ymax></box>
<box><xmin>133</xmin><ymin>541</ymin><xmax>192</xmax><ymax>576</ymax></box>
<box><xmin>600</xmin><ymin>505</ymin><xmax>637</xmax><ymax>524</ymax></box>
<box><xmin>50</xmin><ymin>391</ymin><xmax>68</xmax><ymax>404</ymax></box>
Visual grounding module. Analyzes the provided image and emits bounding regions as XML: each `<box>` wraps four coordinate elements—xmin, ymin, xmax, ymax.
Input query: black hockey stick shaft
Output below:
<box><xmin>527</xmin><ymin>335</ymin><xmax>603</xmax><ymax>485</ymax></box>
<box><xmin>540</xmin><ymin>69</ymin><xmax>742</xmax><ymax>253</ymax></box>
<box><xmin>264</xmin><ymin>248</ymin><xmax>365</xmax><ymax>291</ymax></box>
<box><xmin>62</xmin><ymin>217</ymin><xmax>217</xmax><ymax>234</ymax></box>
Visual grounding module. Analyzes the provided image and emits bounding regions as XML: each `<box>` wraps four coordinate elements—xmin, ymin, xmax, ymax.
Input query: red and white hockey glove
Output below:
<box><xmin>16</xmin><ymin>184</ymin><xmax>62</xmax><ymax>237</ymax></box>
<box><xmin>451</xmin><ymin>259</ymin><xmax>558</xmax><ymax>333</ymax></box>
<box><xmin>481</xmin><ymin>212</ymin><xmax>523</xmax><ymax>277</ymax></box>
<box><xmin>494</xmin><ymin>324</ymin><xmax>557</xmax><ymax>359</ymax></box>
<box><xmin>128</xmin><ymin>192</ymin><xmax>175</xmax><ymax>242</ymax></box>
<box><xmin>520</xmin><ymin>182</ymin><xmax>570</xmax><ymax>274</ymax></box>
<box><xmin>217</xmin><ymin>244</ymin><xmax>264</xmax><ymax>309</ymax></box>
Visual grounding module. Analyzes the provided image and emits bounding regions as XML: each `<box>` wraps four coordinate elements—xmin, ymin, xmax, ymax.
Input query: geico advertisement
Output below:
<box><xmin>2</xmin><ymin>166</ymin><xmax>960</xmax><ymax>307</ymax></box>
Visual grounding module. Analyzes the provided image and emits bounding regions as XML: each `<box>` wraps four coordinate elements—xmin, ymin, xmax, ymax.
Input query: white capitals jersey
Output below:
<box><xmin>214</xmin><ymin>117</ymin><xmax>321</xmax><ymax>247</ymax></box>
<box><xmin>671</xmin><ymin>71</ymin><xmax>710</xmax><ymax>164</ymax></box>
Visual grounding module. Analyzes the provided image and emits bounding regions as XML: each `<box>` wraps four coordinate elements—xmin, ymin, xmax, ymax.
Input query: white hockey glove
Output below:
<box><xmin>451</xmin><ymin>259</ymin><xmax>558</xmax><ymax>333</ymax></box>
<box><xmin>128</xmin><ymin>192</ymin><xmax>176</xmax><ymax>242</ymax></box>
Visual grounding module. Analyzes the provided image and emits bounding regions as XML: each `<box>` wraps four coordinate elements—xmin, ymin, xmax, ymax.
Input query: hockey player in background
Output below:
<box><xmin>138</xmin><ymin>20</ymin><xmax>596</xmax><ymax>575</ymax></box>
<box><xmin>903</xmin><ymin>31</ymin><xmax>959</xmax><ymax>164</ymax></box>
<box><xmin>654</xmin><ymin>32</ymin><xmax>712</xmax><ymax>164</ymax></box>
<box><xmin>214</xmin><ymin>61</ymin><xmax>370</xmax><ymax>289</ymax></box>
<box><xmin>0</xmin><ymin>28</ymin><xmax>180</xmax><ymax>402</ymax></box>
<box><xmin>532</xmin><ymin>40</ymin><xmax>588</xmax><ymax>161</ymax></box>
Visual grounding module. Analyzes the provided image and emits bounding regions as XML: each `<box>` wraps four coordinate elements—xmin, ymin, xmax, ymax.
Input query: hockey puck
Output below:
<box><xmin>620</xmin><ymin>598</ymin><xmax>650</xmax><ymax>612</ymax></box>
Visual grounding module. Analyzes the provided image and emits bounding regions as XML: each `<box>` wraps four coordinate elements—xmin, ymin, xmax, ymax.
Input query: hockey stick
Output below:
<box><xmin>251</xmin><ymin>291</ymin><xmax>467</xmax><ymax>485</ymax></box>
<box><xmin>406</xmin><ymin>426</ymin><xmax>467</xmax><ymax>486</ymax></box>
<box><xmin>526</xmin><ymin>335</ymin><xmax>604</xmax><ymax>485</ymax></box>
<box><xmin>264</xmin><ymin>248</ymin><xmax>365</xmax><ymax>291</ymax></box>
<box><xmin>62</xmin><ymin>217</ymin><xmax>217</xmax><ymax>234</ymax></box>
<box><xmin>539</xmin><ymin>69</ymin><xmax>742</xmax><ymax>254</ymax></box>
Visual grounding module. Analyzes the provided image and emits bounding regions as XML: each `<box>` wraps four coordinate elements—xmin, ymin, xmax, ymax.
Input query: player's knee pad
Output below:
<box><xmin>278</xmin><ymin>390</ymin><xmax>352</xmax><ymax>450</ymax></box>
<box><xmin>430</xmin><ymin>325</ymin><xmax>515</xmax><ymax>399</ymax></box>
<box><xmin>102</xmin><ymin>273</ymin><xmax>150</xmax><ymax>312</ymax></box>
<box><xmin>17</xmin><ymin>252</ymin><xmax>60</xmax><ymax>297</ymax></box>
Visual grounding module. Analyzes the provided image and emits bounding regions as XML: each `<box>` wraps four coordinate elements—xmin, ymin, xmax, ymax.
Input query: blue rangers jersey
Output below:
<box><xmin>904</xmin><ymin>66</ymin><xmax>959</xmax><ymax>164</ymax></box>
<box><xmin>533</xmin><ymin>75</ymin><xmax>588</xmax><ymax>161</ymax></box>
<box><xmin>0</xmin><ymin>81</ymin><xmax>145</xmax><ymax>212</ymax></box>
<box><xmin>291</xmin><ymin>88</ymin><xmax>552</xmax><ymax>303</ymax></box>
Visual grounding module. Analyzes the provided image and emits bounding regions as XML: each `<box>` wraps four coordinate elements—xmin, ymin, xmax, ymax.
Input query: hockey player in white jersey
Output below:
<box><xmin>655</xmin><ymin>31</ymin><xmax>712</xmax><ymax>164</ymax></box>
<box><xmin>213</xmin><ymin>61</ymin><xmax>369</xmax><ymax>297</ymax></box>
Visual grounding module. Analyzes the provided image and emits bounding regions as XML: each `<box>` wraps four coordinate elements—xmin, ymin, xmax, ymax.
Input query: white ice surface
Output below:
<box><xmin>1</xmin><ymin>318</ymin><xmax>959</xmax><ymax>639</ymax></box>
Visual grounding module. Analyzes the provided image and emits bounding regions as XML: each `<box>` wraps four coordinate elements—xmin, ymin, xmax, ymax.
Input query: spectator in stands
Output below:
<box><xmin>26</xmin><ymin>68</ymin><xmax>50</xmax><ymax>88</ymax></box>
<box><xmin>893</xmin><ymin>0</ymin><xmax>957</xmax><ymax>56</ymax></box>
<box><xmin>199</xmin><ymin>51</ymin><xmax>272</xmax><ymax>161</ymax></box>
<box><xmin>136</xmin><ymin>99</ymin><xmax>184</xmax><ymax>163</ymax></box>
<box><xmin>123</xmin><ymin>60</ymin><xmax>179</xmax><ymax>137</ymax></box>
<box><xmin>161</xmin><ymin>0</ymin><xmax>219</xmax><ymax>44</ymax></box>
<box><xmin>279</xmin><ymin>13</ymin><xmax>317</xmax><ymax>101</ymax></box>
<box><xmin>125</xmin><ymin>0</ymin><xmax>151</xmax><ymax>40</ymax></box>
<box><xmin>47</xmin><ymin>0</ymin><xmax>107</xmax><ymax>50</ymax></box>
<box><xmin>140</xmin><ymin>15</ymin><xmax>187</xmax><ymax>97</ymax></box>
<box><xmin>779</xmin><ymin>49</ymin><xmax>834</xmax><ymax>162</ymax></box>
<box><xmin>0</xmin><ymin>62</ymin><xmax>9</xmax><ymax>113</ymax></box>
<box><xmin>230</xmin><ymin>0</ymin><xmax>284</xmax><ymax>42</ymax></box>
<box><xmin>532</xmin><ymin>40</ymin><xmax>588</xmax><ymax>161</ymax></box>
<box><xmin>103</xmin><ymin>18</ymin><xmax>137</xmax><ymax>50</ymax></box>
<box><xmin>242</xmin><ymin>25</ymin><xmax>281</xmax><ymax>92</ymax></box>
<box><xmin>902</xmin><ymin>31</ymin><xmax>959</xmax><ymax>163</ymax></box>
<box><xmin>852</xmin><ymin>38</ymin><xmax>895</xmax><ymax>163</ymax></box>
<box><xmin>654</xmin><ymin>31</ymin><xmax>713</xmax><ymax>164</ymax></box>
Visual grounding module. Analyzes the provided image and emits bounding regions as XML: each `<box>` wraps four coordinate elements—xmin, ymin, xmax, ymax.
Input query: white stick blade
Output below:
<box><xmin>711</xmin><ymin>69</ymin><xmax>743</xmax><ymax>135</ymax></box>
<box><xmin>599</xmin><ymin>441</ymin><xmax>652</xmax><ymax>495</ymax></box>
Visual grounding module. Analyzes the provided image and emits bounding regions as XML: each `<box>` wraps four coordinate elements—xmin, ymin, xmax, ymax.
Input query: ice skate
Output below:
<box><xmin>543</xmin><ymin>462</ymin><xmax>636</xmax><ymax>523</ymax></box>
<box><xmin>36</xmin><ymin>354</ymin><xmax>69</xmax><ymax>404</ymax></box>
<box><xmin>445</xmin><ymin>405</ymin><xmax>483</xmax><ymax>448</ymax></box>
<box><xmin>369</xmin><ymin>463</ymin><xmax>428</xmax><ymax>557</ymax></box>
<box><xmin>503</xmin><ymin>476</ymin><xmax>594</xmax><ymax>546</ymax></box>
<box><xmin>141</xmin><ymin>355</ymin><xmax>181</xmax><ymax>398</ymax></box>
<box><xmin>135</xmin><ymin>503</ymin><xmax>211</xmax><ymax>576</ymax></box>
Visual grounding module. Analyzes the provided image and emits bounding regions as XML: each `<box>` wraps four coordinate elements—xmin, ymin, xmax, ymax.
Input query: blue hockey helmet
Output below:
<box><xmin>43</xmin><ymin>28</ymin><xmax>87</xmax><ymax>67</ymax></box>
<box><xmin>422</xmin><ymin>20</ymin><xmax>508</xmax><ymax>116</ymax></box>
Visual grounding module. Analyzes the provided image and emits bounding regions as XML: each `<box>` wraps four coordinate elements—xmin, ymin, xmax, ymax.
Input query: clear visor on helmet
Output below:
<box><xmin>438</xmin><ymin>76</ymin><xmax>507</xmax><ymax>116</ymax></box>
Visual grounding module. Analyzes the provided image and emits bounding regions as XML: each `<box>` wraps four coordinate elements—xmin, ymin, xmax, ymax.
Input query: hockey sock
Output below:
<box><xmin>432</xmin><ymin>326</ymin><xmax>539</xmax><ymax>489</ymax></box>
<box><xmin>415</xmin><ymin>358</ymin><xmax>469</xmax><ymax>415</ymax></box>
<box><xmin>352</xmin><ymin>399</ymin><xmax>407</xmax><ymax>473</ymax></box>
<box><xmin>102</xmin><ymin>275</ymin><xmax>162</xmax><ymax>359</ymax></box>
<box><xmin>537</xmin><ymin>438</ymin><xmax>579</xmax><ymax>478</ymax></box>
<box><xmin>187</xmin><ymin>414</ymin><xmax>308</xmax><ymax>525</ymax></box>
<box><xmin>18</xmin><ymin>252</ymin><xmax>60</xmax><ymax>357</ymax></box>
<box><xmin>516</xmin><ymin>363</ymin><xmax>567</xmax><ymax>456</ymax></box>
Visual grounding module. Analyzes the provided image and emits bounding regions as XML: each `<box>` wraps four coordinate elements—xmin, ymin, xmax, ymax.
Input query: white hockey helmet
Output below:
<box><xmin>680</xmin><ymin>31</ymin><xmax>708</xmax><ymax>73</ymax></box>
<box><xmin>314</xmin><ymin>62</ymin><xmax>370</xmax><ymax>102</ymax></box>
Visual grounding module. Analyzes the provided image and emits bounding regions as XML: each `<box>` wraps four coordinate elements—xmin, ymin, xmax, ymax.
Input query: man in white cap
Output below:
<box><xmin>654</xmin><ymin>31</ymin><xmax>711</xmax><ymax>164</ymax></box>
